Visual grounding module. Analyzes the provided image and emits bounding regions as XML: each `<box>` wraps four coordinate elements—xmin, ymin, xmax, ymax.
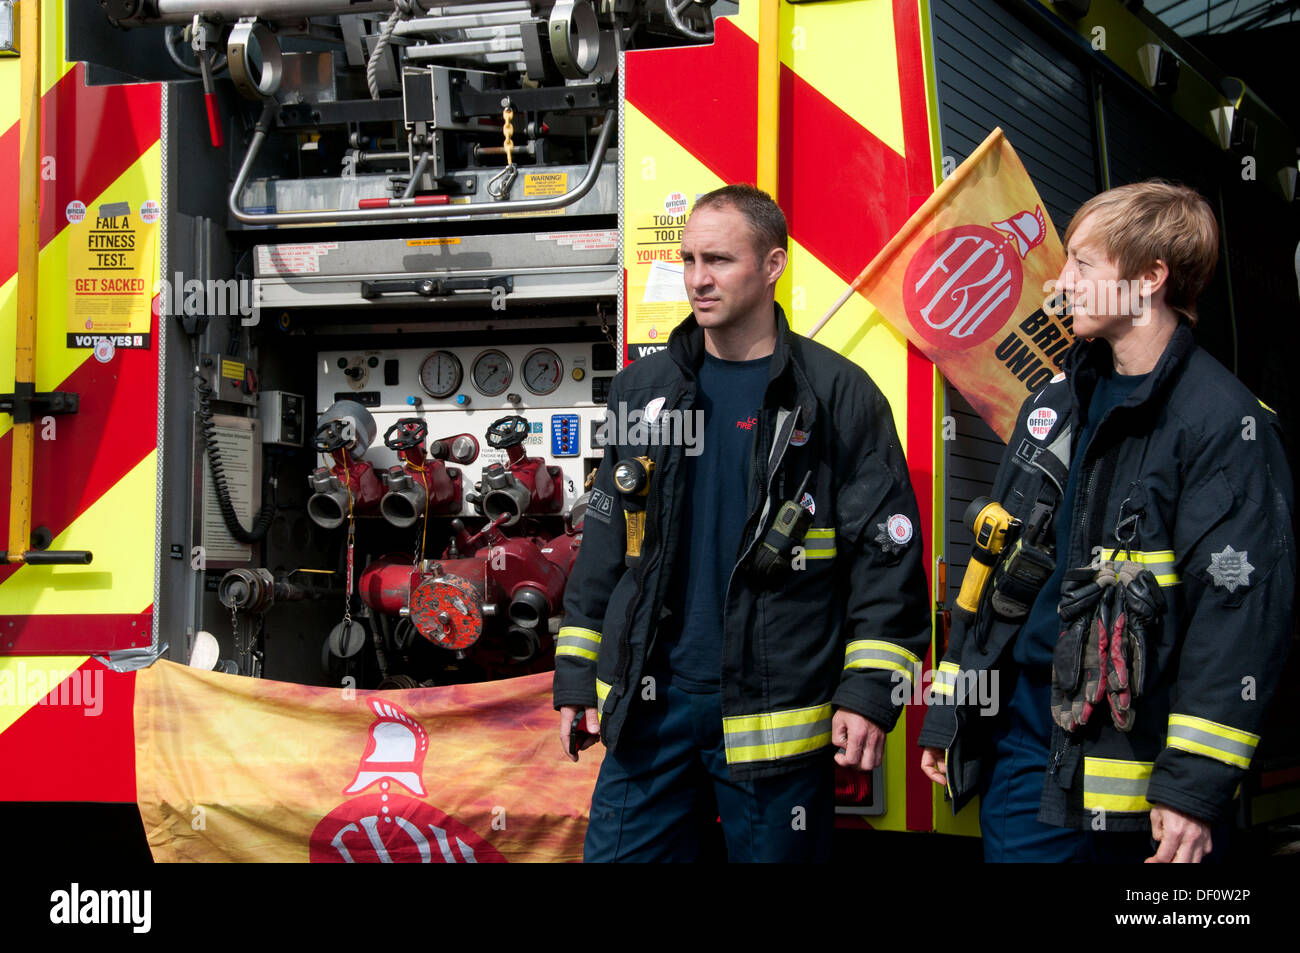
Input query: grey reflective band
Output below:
<box><xmin>1166</xmin><ymin>714</ymin><xmax>1258</xmax><ymax>769</ymax></box>
<box><xmin>555</xmin><ymin>626</ymin><xmax>601</xmax><ymax>662</ymax></box>
<box><xmin>843</xmin><ymin>639</ymin><xmax>920</xmax><ymax>681</ymax></box>
<box><xmin>1082</xmin><ymin>757</ymin><xmax>1153</xmax><ymax>813</ymax></box>
<box><xmin>722</xmin><ymin>702</ymin><xmax>833</xmax><ymax>765</ymax></box>
<box><xmin>803</xmin><ymin>529</ymin><xmax>835</xmax><ymax>559</ymax></box>
<box><xmin>932</xmin><ymin>662</ymin><xmax>959</xmax><ymax>696</ymax></box>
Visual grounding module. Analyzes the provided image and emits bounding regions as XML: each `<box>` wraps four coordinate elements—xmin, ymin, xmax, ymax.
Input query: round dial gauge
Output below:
<box><xmin>419</xmin><ymin>350</ymin><xmax>463</xmax><ymax>399</ymax></box>
<box><xmin>522</xmin><ymin>348</ymin><xmax>564</xmax><ymax>396</ymax></box>
<box><xmin>471</xmin><ymin>349</ymin><xmax>513</xmax><ymax>396</ymax></box>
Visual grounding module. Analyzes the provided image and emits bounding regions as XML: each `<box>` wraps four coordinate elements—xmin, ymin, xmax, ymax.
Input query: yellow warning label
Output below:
<box><xmin>406</xmin><ymin>238</ymin><xmax>463</xmax><ymax>247</ymax></box>
<box><xmin>524</xmin><ymin>172</ymin><xmax>568</xmax><ymax>197</ymax></box>
<box><xmin>221</xmin><ymin>359</ymin><xmax>244</xmax><ymax>381</ymax></box>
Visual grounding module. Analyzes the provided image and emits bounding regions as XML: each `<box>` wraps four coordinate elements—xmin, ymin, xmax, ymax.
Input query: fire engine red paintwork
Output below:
<box><xmin>397</xmin><ymin>444</ymin><xmax>461</xmax><ymax>512</ymax></box>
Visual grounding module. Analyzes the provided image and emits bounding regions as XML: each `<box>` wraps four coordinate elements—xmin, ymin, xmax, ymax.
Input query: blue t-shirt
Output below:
<box><xmin>1013</xmin><ymin>365</ymin><xmax>1149</xmax><ymax>670</ymax></box>
<box><xmin>653</xmin><ymin>351</ymin><xmax>771</xmax><ymax>692</ymax></box>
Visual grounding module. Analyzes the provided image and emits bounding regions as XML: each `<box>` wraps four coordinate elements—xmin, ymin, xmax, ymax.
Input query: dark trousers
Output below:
<box><xmin>978</xmin><ymin>669</ymin><xmax>1229</xmax><ymax>862</ymax></box>
<box><xmin>584</xmin><ymin>683</ymin><xmax>835</xmax><ymax>862</ymax></box>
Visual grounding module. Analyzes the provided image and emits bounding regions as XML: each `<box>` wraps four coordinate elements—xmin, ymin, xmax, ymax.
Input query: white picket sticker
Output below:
<box><xmin>1028</xmin><ymin>408</ymin><xmax>1058</xmax><ymax>440</ymax></box>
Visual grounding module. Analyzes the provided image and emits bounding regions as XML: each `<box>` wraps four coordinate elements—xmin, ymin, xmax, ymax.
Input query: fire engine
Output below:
<box><xmin>1</xmin><ymin>0</ymin><xmax>1296</xmax><ymax>857</ymax></box>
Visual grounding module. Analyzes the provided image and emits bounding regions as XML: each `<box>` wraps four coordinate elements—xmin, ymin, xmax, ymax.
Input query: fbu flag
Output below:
<box><xmin>819</xmin><ymin>128</ymin><xmax>1069</xmax><ymax>441</ymax></box>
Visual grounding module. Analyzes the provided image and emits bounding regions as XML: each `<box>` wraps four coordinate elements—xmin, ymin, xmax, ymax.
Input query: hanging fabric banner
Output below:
<box><xmin>135</xmin><ymin>661</ymin><xmax>601</xmax><ymax>862</ymax></box>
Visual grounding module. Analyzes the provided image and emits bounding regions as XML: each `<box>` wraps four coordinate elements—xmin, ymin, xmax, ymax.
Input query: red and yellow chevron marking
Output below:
<box><xmin>624</xmin><ymin>0</ymin><xmax>943</xmax><ymax>831</ymax></box>
<box><xmin>0</xmin><ymin>1</ymin><xmax>159</xmax><ymax>798</ymax></box>
<box><xmin>0</xmin><ymin>657</ymin><xmax>137</xmax><ymax>801</ymax></box>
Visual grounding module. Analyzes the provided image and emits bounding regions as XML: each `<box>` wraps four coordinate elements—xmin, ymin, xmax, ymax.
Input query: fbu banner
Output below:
<box><xmin>817</xmin><ymin>128</ymin><xmax>1070</xmax><ymax>441</ymax></box>
<box><xmin>135</xmin><ymin>661</ymin><xmax>600</xmax><ymax>862</ymax></box>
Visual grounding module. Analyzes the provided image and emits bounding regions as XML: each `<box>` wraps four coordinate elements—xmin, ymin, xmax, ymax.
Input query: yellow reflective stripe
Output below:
<box><xmin>844</xmin><ymin>657</ymin><xmax>915</xmax><ymax>680</ymax></box>
<box><xmin>1108</xmin><ymin>549</ymin><xmax>1181</xmax><ymax>586</ymax></box>
<box><xmin>726</xmin><ymin>731</ymin><xmax>834</xmax><ymax>765</ymax></box>
<box><xmin>723</xmin><ymin>702</ymin><xmax>830</xmax><ymax>734</ymax></box>
<box><xmin>1083</xmin><ymin>757</ymin><xmax>1153</xmax><ymax>813</ymax></box>
<box><xmin>594</xmin><ymin>678</ymin><xmax>611</xmax><ymax>725</ymax></box>
<box><xmin>803</xmin><ymin>528</ymin><xmax>835</xmax><ymax>560</ymax></box>
<box><xmin>722</xmin><ymin>702</ymin><xmax>834</xmax><ymax>765</ymax></box>
<box><xmin>1086</xmin><ymin>793</ymin><xmax>1152</xmax><ymax>812</ymax></box>
<box><xmin>556</xmin><ymin>642</ymin><xmax>600</xmax><ymax>657</ymax></box>
<box><xmin>845</xmin><ymin>639</ymin><xmax>921</xmax><ymax>667</ymax></box>
<box><xmin>933</xmin><ymin>661</ymin><xmax>959</xmax><ymax>697</ymax></box>
<box><xmin>1086</xmin><ymin>756</ymin><xmax>1153</xmax><ymax>779</ymax></box>
<box><xmin>1168</xmin><ymin>714</ymin><xmax>1259</xmax><ymax>747</ymax></box>
<box><xmin>555</xmin><ymin>626</ymin><xmax>601</xmax><ymax>661</ymax></box>
<box><xmin>1127</xmin><ymin>550</ymin><xmax>1175</xmax><ymax>563</ymax></box>
<box><xmin>844</xmin><ymin>639</ymin><xmax>922</xmax><ymax>681</ymax></box>
<box><xmin>1166</xmin><ymin>714</ymin><xmax>1258</xmax><ymax>769</ymax></box>
<box><xmin>558</xmin><ymin>625</ymin><xmax>600</xmax><ymax>642</ymax></box>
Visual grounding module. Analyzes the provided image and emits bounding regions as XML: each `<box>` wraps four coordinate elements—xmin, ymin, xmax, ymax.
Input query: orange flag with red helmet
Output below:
<box><xmin>811</xmin><ymin>128</ymin><xmax>1070</xmax><ymax>441</ymax></box>
<box><xmin>135</xmin><ymin>660</ymin><xmax>600</xmax><ymax>862</ymax></box>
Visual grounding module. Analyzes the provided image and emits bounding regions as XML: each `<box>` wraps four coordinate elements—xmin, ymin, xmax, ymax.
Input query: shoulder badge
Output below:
<box><xmin>1207</xmin><ymin>545</ymin><xmax>1254</xmax><ymax>592</ymax></box>
<box><xmin>875</xmin><ymin>514</ymin><xmax>913</xmax><ymax>554</ymax></box>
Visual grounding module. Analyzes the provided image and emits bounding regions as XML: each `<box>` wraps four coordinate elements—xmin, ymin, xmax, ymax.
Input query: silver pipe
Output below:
<box><xmin>394</xmin><ymin>11</ymin><xmax>534</xmax><ymax>32</ymax></box>
<box><xmin>229</xmin><ymin>108</ymin><xmax>615</xmax><ymax>224</ymax></box>
<box><xmin>131</xmin><ymin>0</ymin><xmax>394</xmax><ymax>26</ymax></box>
<box><xmin>357</xmin><ymin>150</ymin><xmax>410</xmax><ymax>163</ymax></box>
<box><xmin>421</xmin><ymin>2</ymin><xmax>531</xmax><ymax>14</ymax></box>
<box><xmin>401</xmin><ymin>151</ymin><xmax>431</xmax><ymax>198</ymax></box>
<box><xmin>403</xmin><ymin>37</ymin><xmax>524</xmax><ymax>59</ymax></box>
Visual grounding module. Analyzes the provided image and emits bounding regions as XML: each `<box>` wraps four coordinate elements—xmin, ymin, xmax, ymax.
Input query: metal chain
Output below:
<box><xmin>597</xmin><ymin>301</ymin><xmax>615</xmax><ymax>352</ymax></box>
<box><xmin>342</xmin><ymin>447</ymin><xmax>356</xmax><ymax>633</ymax></box>
<box><xmin>251</xmin><ymin>614</ymin><xmax>265</xmax><ymax>679</ymax></box>
<box><xmin>230</xmin><ymin>604</ymin><xmax>242</xmax><ymax>671</ymax></box>
<box><xmin>486</xmin><ymin>101</ymin><xmax>518</xmax><ymax>199</ymax></box>
<box><xmin>502</xmin><ymin>104</ymin><xmax>514</xmax><ymax>166</ymax></box>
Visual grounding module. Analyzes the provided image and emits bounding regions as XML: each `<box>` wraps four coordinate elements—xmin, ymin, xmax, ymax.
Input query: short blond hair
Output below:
<box><xmin>1064</xmin><ymin>181</ymin><xmax>1219</xmax><ymax>326</ymax></box>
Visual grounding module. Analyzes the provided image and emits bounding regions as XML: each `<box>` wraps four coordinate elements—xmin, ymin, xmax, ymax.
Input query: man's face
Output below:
<box><xmin>680</xmin><ymin>204</ymin><xmax>781</xmax><ymax>332</ymax></box>
<box><xmin>1056</xmin><ymin>214</ymin><xmax>1146</xmax><ymax>339</ymax></box>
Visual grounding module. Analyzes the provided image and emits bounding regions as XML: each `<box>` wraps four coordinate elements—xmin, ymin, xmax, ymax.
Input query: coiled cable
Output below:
<box><xmin>195</xmin><ymin>360</ymin><xmax>276</xmax><ymax>543</ymax></box>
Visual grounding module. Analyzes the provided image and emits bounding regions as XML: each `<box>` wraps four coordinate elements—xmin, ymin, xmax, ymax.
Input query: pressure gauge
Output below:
<box><xmin>522</xmin><ymin>348</ymin><xmax>564</xmax><ymax>396</ymax></box>
<box><xmin>419</xmin><ymin>350</ymin><xmax>463</xmax><ymax>399</ymax></box>
<box><xmin>471</xmin><ymin>349</ymin><xmax>513</xmax><ymax>396</ymax></box>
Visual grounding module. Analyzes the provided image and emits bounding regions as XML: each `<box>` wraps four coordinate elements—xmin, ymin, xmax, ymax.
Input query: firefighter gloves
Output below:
<box><xmin>1051</xmin><ymin>562</ymin><xmax>1162</xmax><ymax>734</ymax></box>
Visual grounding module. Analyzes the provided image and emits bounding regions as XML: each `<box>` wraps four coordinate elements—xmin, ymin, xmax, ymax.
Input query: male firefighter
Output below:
<box><xmin>918</xmin><ymin>181</ymin><xmax>1296</xmax><ymax>862</ymax></box>
<box><xmin>553</xmin><ymin>185</ymin><xmax>931</xmax><ymax>861</ymax></box>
